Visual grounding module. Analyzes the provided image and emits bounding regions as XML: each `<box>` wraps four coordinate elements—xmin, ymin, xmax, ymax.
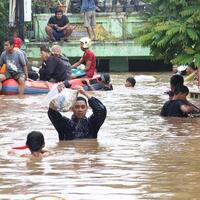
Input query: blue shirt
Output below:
<box><xmin>81</xmin><ymin>0</ymin><xmax>96</xmax><ymax>12</ymax></box>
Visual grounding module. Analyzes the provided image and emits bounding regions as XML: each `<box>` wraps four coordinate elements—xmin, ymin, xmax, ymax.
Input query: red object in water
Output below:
<box><xmin>1</xmin><ymin>75</ymin><xmax>101</xmax><ymax>95</ymax></box>
<box><xmin>12</xmin><ymin>145</ymin><xmax>28</xmax><ymax>150</ymax></box>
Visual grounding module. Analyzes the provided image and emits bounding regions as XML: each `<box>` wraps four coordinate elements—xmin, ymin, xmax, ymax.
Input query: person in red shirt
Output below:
<box><xmin>72</xmin><ymin>37</ymin><xmax>96</xmax><ymax>78</ymax></box>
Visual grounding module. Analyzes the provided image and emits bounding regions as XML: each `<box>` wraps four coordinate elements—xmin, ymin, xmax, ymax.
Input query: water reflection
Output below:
<box><xmin>0</xmin><ymin>72</ymin><xmax>200</xmax><ymax>199</ymax></box>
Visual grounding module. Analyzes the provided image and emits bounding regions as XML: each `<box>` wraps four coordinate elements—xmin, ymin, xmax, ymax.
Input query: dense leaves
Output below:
<box><xmin>0</xmin><ymin>0</ymin><xmax>9</xmax><ymax>52</ymax></box>
<box><xmin>135</xmin><ymin>0</ymin><xmax>200</xmax><ymax>66</ymax></box>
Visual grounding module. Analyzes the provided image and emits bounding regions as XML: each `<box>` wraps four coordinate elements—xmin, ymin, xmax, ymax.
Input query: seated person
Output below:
<box><xmin>125</xmin><ymin>77</ymin><xmax>136</xmax><ymax>87</ymax></box>
<box><xmin>0</xmin><ymin>38</ymin><xmax>28</xmax><ymax>95</ymax></box>
<box><xmin>45</xmin><ymin>9</ymin><xmax>74</xmax><ymax>41</ymax></box>
<box><xmin>160</xmin><ymin>85</ymin><xmax>199</xmax><ymax>117</ymax></box>
<box><xmin>50</xmin><ymin>45</ymin><xmax>71</xmax><ymax>80</ymax></box>
<box><xmin>48</xmin><ymin>86</ymin><xmax>107</xmax><ymax>140</ymax></box>
<box><xmin>39</xmin><ymin>46</ymin><xmax>67</xmax><ymax>82</ymax></box>
<box><xmin>83</xmin><ymin>73</ymin><xmax>113</xmax><ymax>91</ymax></box>
<box><xmin>72</xmin><ymin>37</ymin><xmax>96</xmax><ymax>78</ymax></box>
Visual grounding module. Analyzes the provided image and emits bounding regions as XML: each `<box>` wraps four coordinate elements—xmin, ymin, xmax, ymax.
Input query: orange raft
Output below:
<box><xmin>1</xmin><ymin>75</ymin><xmax>100</xmax><ymax>95</ymax></box>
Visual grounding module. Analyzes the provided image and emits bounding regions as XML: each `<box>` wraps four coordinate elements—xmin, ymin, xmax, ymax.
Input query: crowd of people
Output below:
<box><xmin>1</xmin><ymin>4</ymin><xmax>200</xmax><ymax>159</ymax></box>
<box><xmin>160</xmin><ymin>64</ymin><xmax>200</xmax><ymax>117</ymax></box>
<box><xmin>6</xmin><ymin>65</ymin><xmax>200</xmax><ymax>158</ymax></box>
<box><xmin>0</xmin><ymin>35</ymin><xmax>114</xmax><ymax>95</ymax></box>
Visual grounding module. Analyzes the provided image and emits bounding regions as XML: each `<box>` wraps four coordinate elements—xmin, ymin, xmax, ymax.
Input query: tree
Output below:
<box><xmin>135</xmin><ymin>0</ymin><xmax>200</xmax><ymax>66</ymax></box>
<box><xmin>0</xmin><ymin>0</ymin><xmax>9</xmax><ymax>52</ymax></box>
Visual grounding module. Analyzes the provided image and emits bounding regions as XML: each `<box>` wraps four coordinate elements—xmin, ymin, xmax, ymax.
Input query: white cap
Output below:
<box><xmin>80</xmin><ymin>37</ymin><xmax>91</xmax><ymax>48</ymax></box>
<box><xmin>177</xmin><ymin>65</ymin><xmax>187</xmax><ymax>72</ymax></box>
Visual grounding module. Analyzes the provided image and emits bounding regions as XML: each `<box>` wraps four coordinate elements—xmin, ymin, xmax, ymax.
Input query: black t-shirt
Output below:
<box><xmin>48</xmin><ymin>15</ymin><xmax>69</xmax><ymax>27</ymax></box>
<box><xmin>48</xmin><ymin>97</ymin><xmax>107</xmax><ymax>140</ymax></box>
<box><xmin>160</xmin><ymin>100</ymin><xmax>188</xmax><ymax>117</ymax></box>
<box><xmin>39</xmin><ymin>56</ymin><xmax>67</xmax><ymax>82</ymax></box>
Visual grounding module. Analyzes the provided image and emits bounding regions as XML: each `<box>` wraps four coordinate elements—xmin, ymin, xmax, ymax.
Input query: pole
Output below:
<box><xmin>16</xmin><ymin>0</ymin><xmax>24</xmax><ymax>40</ymax></box>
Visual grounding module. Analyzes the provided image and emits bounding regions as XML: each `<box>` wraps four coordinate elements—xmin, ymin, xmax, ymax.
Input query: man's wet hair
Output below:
<box><xmin>26</xmin><ymin>131</ymin><xmax>45</xmax><ymax>152</ymax></box>
<box><xmin>76</xmin><ymin>96</ymin><xmax>87</xmax><ymax>105</ymax></box>
<box><xmin>174</xmin><ymin>85</ymin><xmax>189</xmax><ymax>96</ymax></box>
<box><xmin>55</xmin><ymin>9</ymin><xmax>63</xmax><ymax>14</ymax></box>
<box><xmin>126</xmin><ymin>77</ymin><xmax>136</xmax><ymax>87</ymax></box>
<box><xmin>100</xmin><ymin>73</ymin><xmax>111</xmax><ymax>84</ymax></box>
<box><xmin>40</xmin><ymin>45</ymin><xmax>50</xmax><ymax>53</ymax></box>
<box><xmin>170</xmin><ymin>74</ymin><xmax>184</xmax><ymax>88</ymax></box>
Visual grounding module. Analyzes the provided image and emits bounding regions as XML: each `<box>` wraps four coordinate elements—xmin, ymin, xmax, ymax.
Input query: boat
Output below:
<box><xmin>1</xmin><ymin>74</ymin><xmax>101</xmax><ymax>95</ymax></box>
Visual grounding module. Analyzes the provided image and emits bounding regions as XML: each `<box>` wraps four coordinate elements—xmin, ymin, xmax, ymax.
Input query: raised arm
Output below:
<box><xmin>48</xmin><ymin>86</ymin><xmax>73</xmax><ymax>140</ymax></box>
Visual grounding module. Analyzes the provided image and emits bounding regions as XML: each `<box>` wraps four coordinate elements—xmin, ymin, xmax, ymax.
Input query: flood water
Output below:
<box><xmin>0</xmin><ymin>72</ymin><xmax>200</xmax><ymax>200</ymax></box>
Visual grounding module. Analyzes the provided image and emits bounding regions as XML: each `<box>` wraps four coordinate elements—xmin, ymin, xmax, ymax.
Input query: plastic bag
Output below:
<box><xmin>44</xmin><ymin>84</ymin><xmax>78</xmax><ymax>112</ymax></box>
<box><xmin>55</xmin><ymin>88</ymin><xmax>78</xmax><ymax>111</ymax></box>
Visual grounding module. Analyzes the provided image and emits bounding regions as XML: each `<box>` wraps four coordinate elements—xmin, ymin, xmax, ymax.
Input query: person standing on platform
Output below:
<box><xmin>81</xmin><ymin>0</ymin><xmax>97</xmax><ymax>41</ymax></box>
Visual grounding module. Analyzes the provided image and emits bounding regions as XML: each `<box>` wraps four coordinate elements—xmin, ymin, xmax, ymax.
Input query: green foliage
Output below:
<box><xmin>135</xmin><ymin>0</ymin><xmax>200</xmax><ymax>66</ymax></box>
<box><xmin>0</xmin><ymin>0</ymin><xmax>9</xmax><ymax>52</ymax></box>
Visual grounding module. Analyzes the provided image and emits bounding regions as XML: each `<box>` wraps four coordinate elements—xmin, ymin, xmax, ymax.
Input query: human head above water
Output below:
<box><xmin>72</xmin><ymin>96</ymin><xmax>88</xmax><ymax>119</ymax></box>
<box><xmin>172</xmin><ymin>64</ymin><xmax>178</xmax><ymax>74</ymax></box>
<box><xmin>174</xmin><ymin>85</ymin><xmax>189</xmax><ymax>97</ymax></box>
<box><xmin>100</xmin><ymin>73</ymin><xmax>111</xmax><ymax>84</ymax></box>
<box><xmin>170</xmin><ymin>74</ymin><xmax>184</xmax><ymax>91</ymax></box>
<box><xmin>125</xmin><ymin>77</ymin><xmax>136</xmax><ymax>87</ymax></box>
<box><xmin>26</xmin><ymin>131</ymin><xmax>45</xmax><ymax>153</ymax></box>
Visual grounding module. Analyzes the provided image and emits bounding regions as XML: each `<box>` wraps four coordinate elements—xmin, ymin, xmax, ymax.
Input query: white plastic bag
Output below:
<box><xmin>43</xmin><ymin>84</ymin><xmax>78</xmax><ymax>111</ymax></box>
<box><xmin>43</xmin><ymin>83</ymin><xmax>60</xmax><ymax>105</ymax></box>
<box><xmin>55</xmin><ymin>88</ymin><xmax>78</xmax><ymax>111</ymax></box>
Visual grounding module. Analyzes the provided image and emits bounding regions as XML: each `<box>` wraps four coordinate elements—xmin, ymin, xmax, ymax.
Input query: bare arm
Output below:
<box><xmin>85</xmin><ymin>60</ymin><xmax>92</xmax><ymax>71</ymax></box>
<box><xmin>74</xmin><ymin>85</ymin><xmax>92</xmax><ymax>99</ymax></box>
<box><xmin>180</xmin><ymin>105</ymin><xmax>198</xmax><ymax>113</ymax></box>
<box><xmin>47</xmin><ymin>23</ymin><xmax>56</xmax><ymax>28</ymax></box>
<box><xmin>72</xmin><ymin>57</ymin><xmax>84</xmax><ymax>68</ymax></box>
<box><xmin>60</xmin><ymin>23</ymin><xmax>70</xmax><ymax>30</ymax></box>
<box><xmin>23</xmin><ymin>65</ymin><xmax>28</xmax><ymax>79</ymax></box>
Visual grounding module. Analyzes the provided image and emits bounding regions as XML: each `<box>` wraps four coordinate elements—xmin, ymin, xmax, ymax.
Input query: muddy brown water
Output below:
<box><xmin>0</xmin><ymin>72</ymin><xmax>200</xmax><ymax>200</ymax></box>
